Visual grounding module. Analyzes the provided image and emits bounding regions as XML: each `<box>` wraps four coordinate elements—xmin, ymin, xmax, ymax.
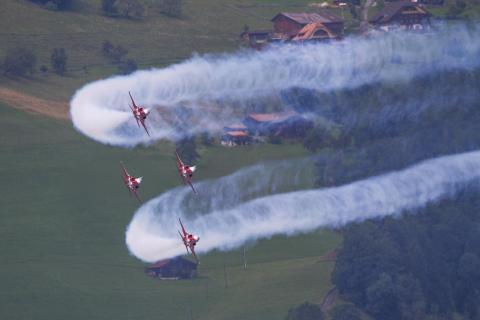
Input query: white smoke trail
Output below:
<box><xmin>71</xmin><ymin>24</ymin><xmax>480</xmax><ymax>146</ymax></box>
<box><xmin>126</xmin><ymin>150</ymin><xmax>480</xmax><ymax>262</ymax></box>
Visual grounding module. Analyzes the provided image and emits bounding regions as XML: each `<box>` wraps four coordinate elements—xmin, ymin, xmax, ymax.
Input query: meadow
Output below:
<box><xmin>0</xmin><ymin>102</ymin><xmax>341</xmax><ymax>319</ymax></box>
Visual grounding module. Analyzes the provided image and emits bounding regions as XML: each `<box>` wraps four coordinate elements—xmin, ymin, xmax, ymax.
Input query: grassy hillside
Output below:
<box><xmin>0</xmin><ymin>0</ymin><xmax>322</xmax><ymax>101</ymax></box>
<box><xmin>0</xmin><ymin>102</ymin><xmax>341</xmax><ymax>320</ymax></box>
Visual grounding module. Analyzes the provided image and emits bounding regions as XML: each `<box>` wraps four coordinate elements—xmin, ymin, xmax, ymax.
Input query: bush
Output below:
<box><xmin>447</xmin><ymin>0</ymin><xmax>467</xmax><ymax>18</ymax></box>
<box><xmin>3</xmin><ymin>47</ymin><xmax>37</xmax><ymax>77</ymax></box>
<box><xmin>117</xmin><ymin>0</ymin><xmax>144</xmax><ymax>19</ymax></box>
<box><xmin>286</xmin><ymin>302</ymin><xmax>324</xmax><ymax>320</ymax></box>
<box><xmin>176</xmin><ymin>137</ymin><xmax>199</xmax><ymax>164</ymax></box>
<box><xmin>158</xmin><ymin>0</ymin><xmax>182</xmax><ymax>18</ymax></box>
<box><xmin>29</xmin><ymin>0</ymin><xmax>72</xmax><ymax>10</ymax></box>
<box><xmin>330</xmin><ymin>304</ymin><xmax>362</xmax><ymax>320</ymax></box>
<box><xmin>118</xmin><ymin>58</ymin><xmax>137</xmax><ymax>75</ymax></box>
<box><xmin>101</xmin><ymin>0</ymin><xmax>144</xmax><ymax>19</ymax></box>
<box><xmin>101</xmin><ymin>0</ymin><xmax>118</xmax><ymax>16</ymax></box>
<box><xmin>50</xmin><ymin>48</ymin><xmax>68</xmax><ymax>75</ymax></box>
<box><xmin>101</xmin><ymin>40</ymin><xmax>128</xmax><ymax>63</ymax></box>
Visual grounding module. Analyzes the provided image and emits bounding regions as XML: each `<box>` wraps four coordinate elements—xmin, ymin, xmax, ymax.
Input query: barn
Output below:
<box><xmin>292</xmin><ymin>22</ymin><xmax>337</xmax><ymax>42</ymax></box>
<box><xmin>271</xmin><ymin>12</ymin><xmax>344</xmax><ymax>38</ymax></box>
<box><xmin>145</xmin><ymin>257</ymin><xmax>198</xmax><ymax>280</ymax></box>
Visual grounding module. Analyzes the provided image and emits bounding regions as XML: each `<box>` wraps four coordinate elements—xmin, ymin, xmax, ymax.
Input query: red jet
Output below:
<box><xmin>128</xmin><ymin>91</ymin><xmax>150</xmax><ymax>136</ymax></box>
<box><xmin>120</xmin><ymin>162</ymin><xmax>143</xmax><ymax>202</ymax></box>
<box><xmin>175</xmin><ymin>151</ymin><xmax>197</xmax><ymax>194</ymax></box>
<box><xmin>178</xmin><ymin>218</ymin><xmax>200</xmax><ymax>262</ymax></box>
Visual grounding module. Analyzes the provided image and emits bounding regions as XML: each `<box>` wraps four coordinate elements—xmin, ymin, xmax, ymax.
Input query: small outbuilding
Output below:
<box><xmin>244</xmin><ymin>111</ymin><xmax>313</xmax><ymax>138</ymax></box>
<box><xmin>145</xmin><ymin>257</ymin><xmax>198</xmax><ymax>280</ymax></box>
<box><xmin>221</xmin><ymin>130</ymin><xmax>252</xmax><ymax>146</ymax></box>
<box><xmin>369</xmin><ymin>1</ymin><xmax>431</xmax><ymax>31</ymax></box>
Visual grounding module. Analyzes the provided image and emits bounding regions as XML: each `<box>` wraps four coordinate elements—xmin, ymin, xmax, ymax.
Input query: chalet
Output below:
<box><xmin>145</xmin><ymin>257</ymin><xmax>197</xmax><ymax>280</ymax></box>
<box><xmin>271</xmin><ymin>12</ymin><xmax>344</xmax><ymax>38</ymax></box>
<box><xmin>221</xmin><ymin>123</ymin><xmax>251</xmax><ymax>146</ymax></box>
<box><xmin>224</xmin><ymin>123</ymin><xmax>248</xmax><ymax>133</ymax></box>
<box><xmin>243</xmin><ymin>111</ymin><xmax>313</xmax><ymax>138</ymax></box>
<box><xmin>292</xmin><ymin>22</ymin><xmax>337</xmax><ymax>42</ymax></box>
<box><xmin>370</xmin><ymin>2</ymin><xmax>431</xmax><ymax>31</ymax></box>
<box><xmin>221</xmin><ymin>131</ymin><xmax>252</xmax><ymax>146</ymax></box>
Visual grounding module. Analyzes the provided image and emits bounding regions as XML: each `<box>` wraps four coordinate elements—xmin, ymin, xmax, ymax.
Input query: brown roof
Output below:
<box><xmin>226</xmin><ymin>131</ymin><xmax>249</xmax><ymax>137</ymax></box>
<box><xmin>148</xmin><ymin>259</ymin><xmax>170</xmax><ymax>269</ymax></box>
<box><xmin>225</xmin><ymin>123</ymin><xmax>248</xmax><ymax>130</ymax></box>
<box><xmin>248</xmin><ymin>111</ymin><xmax>300</xmax><ymax>123</ymax></box>
<box><xmin>370</xmin><ymin>1</ymin><xmax>430</xmax><ymax>24</ymax></box>
<box><xmin>292</xmin><ymin>22</ymin><xmax>335</xmax><ymax>41</ymax></box>
<box><xmin>272</xmin><ymin>11</ymin><xmax>343</xmax><ymax>25</ymax></box>
<box><xmin>240</xmin><ymin>29</ymin><xmax>272</xmax><ymax>38</ymax></box>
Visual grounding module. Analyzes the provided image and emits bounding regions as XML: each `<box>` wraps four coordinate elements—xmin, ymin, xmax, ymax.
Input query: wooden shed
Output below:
<box><xmin>145</xmin><ymin>257</ymin><xmax>197</xmax><ymax>280</ymax></box>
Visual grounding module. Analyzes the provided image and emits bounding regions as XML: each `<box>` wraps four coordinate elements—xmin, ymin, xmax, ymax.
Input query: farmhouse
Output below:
<box><xmin>241</xmin><ymin>11</ymin><xmax>344</xmax><ymax>48</ymax></box>
<box><xmin>221</xmin><ymin>123</ymin><xmax>251</xmax><ymax>146</ymax></box>
<box><xmin>271</xmin><ymin>12</ymin><xmax>344</xmax><ymax>38</ymax></box>
<box><xmin>292</xmin><ymin>22</ymin><xmax>336</xmax><ymax>42</ymax></box>
<box><xmin>221</xmin><ymin>131</ymin><xmax>252</xmax><ymax>146</ymax></box>
<box><xmin>145</xmin><ymin>257</ymin><xmax>197</xmax><ymax>280</ymax></box>
<box><xmin>243</xmin><ymin>111</ymin><xmax>313</xmax><ymax>138</ymax></box>
<box><xmin>370</xmin><ymin>1</ymin><xmax>431</xmax><ymax>31</ymax></box>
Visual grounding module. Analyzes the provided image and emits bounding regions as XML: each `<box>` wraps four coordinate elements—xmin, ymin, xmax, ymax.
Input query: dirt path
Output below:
<box><xmin>0</xmin><ymin>87</ymin><xmax>69</xmax><ymax>121</ymax></box>
<box><xmin>321</xmin><ymin>287</ymin><xmax>339</xmax><ymax>313</ymax></box>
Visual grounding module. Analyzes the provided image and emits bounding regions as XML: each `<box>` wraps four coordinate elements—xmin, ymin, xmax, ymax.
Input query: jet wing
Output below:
<box><xmin>178</xmin><ymin>218</ymin><xmax>187</xmax><ymax>237</ymax></box>
<box><xmin>187</xmin><ymin>180</ymin><xmax>197</xmax><ymax>194</ymax></box>
<box><xmin>128</xmin><ymin>91</ymin><xmax>138</xmax><ymax>108</ymax></box>
<box><xmin>131</xmin><ymin>188</ymin><xmax>142</xmax><ymax>202</ymax></box>
<box><xmin>175</xmin><ymin>151</ymin><xmax>184</xmax><ymax>168</ymax></box>
<box><xmin>140</xmin><ymin>119</ymin><xmax>150</xmax><ymax>137</ymax></box>
<box><xmin>190</xmin><ymin>245</ymin><xmax>199</xmax><ymax>263</ymax></box>
<box><xmin>120</xmin><ymin>162</ymin><xmax>129</xmax><ymax>180</ymax></box>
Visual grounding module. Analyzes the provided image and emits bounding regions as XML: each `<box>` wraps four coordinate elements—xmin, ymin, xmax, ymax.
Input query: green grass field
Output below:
<box><xmin>0</xmin><ymin>0</ymin><xmax>325</xmax><ymax>101</ymax></box>
<box><xmin>0</xmin><ymin>102</ymin><xmax>341</xmax><ymax>320</ymax></box>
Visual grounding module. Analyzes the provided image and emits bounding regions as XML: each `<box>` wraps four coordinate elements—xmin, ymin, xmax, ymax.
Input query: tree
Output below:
<box><xmin>286</xmin><ymin>302</ymin><xmax>324</xmax><ymax>320</ymax></box>
<box><xmin>447</xmin><ymin>0</ymin><xmax>467</xmax><ymax>18</ymax></box>
<box><xmin>3</xmin><ymin>47</ymin><xmax>36</xmax><ymax>77</ymax></box>
<box><xmin>201</xmin><ymin>132</ymin><xmax>214</xmax><ymax>146</ymax></box>
<box><xmin>116</xmin><ymin>0</ymin><xmax>144</xmax><ymax>19</ymax></box>
<box><xmin>50</xmin><ymin>48</ymin><xmax>68</xmax><ymax>75</ymax></box>
<box><xmin>29</xmin><ymin>0</ymin><xmax>72</xmax><ymax>10</ymax></box>
<box><xmin>118</xmin><ymin>58</ymin><xmax>137</xmax><ymax>75</ymax></box>
<box><xmin>366</xmin><ymin>273</ymin><xmax>400</xmax><ymax>320</ymax></box>
<box><xmin>330</xmin><ymin>304</ymin><xmax>362</xmax><ymax>320</ymax></box>
<box><xmin>101</xmin><ymin>0</ymin><xmax>118</xmax><ymax>16</ymax></box>
<box><xmin>101</xmin><ymin>41</ymin><xmax>128</xmax><ymax>63</ymax></box>
<box><xmin>158</xmin><ymin>0</ymin><xmax>182</xmax><ymax>18</ymax></box>
<box><xmin>176</xmin><ymin>136</ymin><xmax>199</xmax><ymax>164</ymax></box>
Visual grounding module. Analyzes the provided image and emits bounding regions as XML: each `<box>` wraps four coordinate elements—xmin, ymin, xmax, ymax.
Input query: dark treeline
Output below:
<box><xmin>283</xmin><ymin>68</ymin><xmax>480</xmax><ymax>319</ymax></box>
<box><xmin>290</xmin><ymin>69</ymin><xmax>480</xmax><ymax>187</ymax></box>
<box><xmin>334</xmin><ymin>189</ymin><xmax>480</xmax><ymax>319</ymax></box>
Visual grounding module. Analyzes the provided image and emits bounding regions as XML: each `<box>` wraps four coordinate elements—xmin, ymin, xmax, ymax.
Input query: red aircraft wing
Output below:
<box><xmin>128</xmin><ymin>91</ymin><xmax>138</xmax><ymax>109</ymax></box>
<box><xmin>140</xmin><ymin>119</ymin><xmax>150</xmax><ymax>137</ymax></box>
<box><xmin>190</xmin><ymin>245</ymin><xmax>199</xmax><ymax>263</ymax></box>
<box><xmin>131</xmin><ymin>188</ymin><xmax>142</xmax><ymax>202</ymax></box>
<box><xmin>175</xmin><ymin>151</ymin><xmax>184</xmax><ymax>169</ymax></box>
<box><xmin>120</xmin><ymin>162</ymin><xmax>129</xmax><ymax>181</ymax></box>
<box><xmin>187</xmin><ymin>180</ymin><xmax>197</xmax><ymax>194</ymax></box>
<box><xmin>179</xmin><ymin>218</ymin><xmax>187</xmax><ymax>237</ymax></box>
